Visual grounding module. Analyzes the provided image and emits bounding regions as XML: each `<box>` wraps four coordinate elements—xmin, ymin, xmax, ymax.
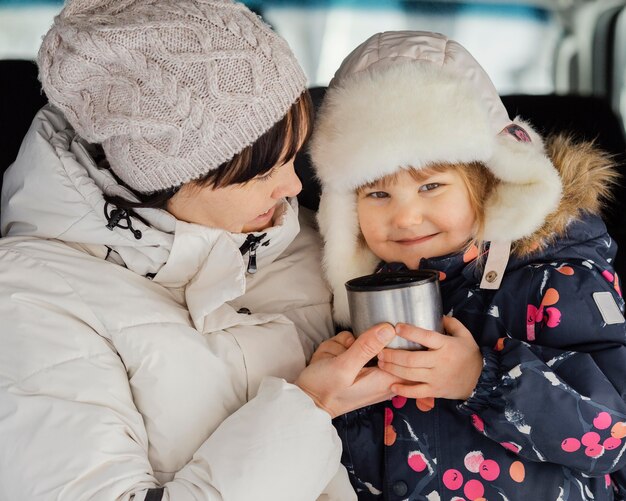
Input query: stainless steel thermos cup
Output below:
<box><xmin>345</xmin><ymin>270</ymin><xmax>443</xmax><ymax>350</ymax></box>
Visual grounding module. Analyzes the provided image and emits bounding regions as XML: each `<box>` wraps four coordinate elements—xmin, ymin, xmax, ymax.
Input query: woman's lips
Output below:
<box><xmin>254</xmin><ymin>205</ymin><xmax>276</xmax><ymax>221</ymax></box>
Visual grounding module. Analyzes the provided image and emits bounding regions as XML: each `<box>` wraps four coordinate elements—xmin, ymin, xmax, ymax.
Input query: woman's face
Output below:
<box><xmin>167</xmin><ymin>156</ymin><xmax>302</xmax><ymax>233</ymax></box>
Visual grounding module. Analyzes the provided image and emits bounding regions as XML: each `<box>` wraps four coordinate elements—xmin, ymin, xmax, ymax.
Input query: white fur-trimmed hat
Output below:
<box><xmin>310</xmin><ymin>31</ymin><xmax>562</xmax><ymax>326</ymax></box>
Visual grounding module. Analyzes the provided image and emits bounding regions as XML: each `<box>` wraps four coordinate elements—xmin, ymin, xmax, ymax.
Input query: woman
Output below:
<box><xmin>0</xmin><ymin>1</ymin><xmax>400</xmax><ymax>499</ymax></box>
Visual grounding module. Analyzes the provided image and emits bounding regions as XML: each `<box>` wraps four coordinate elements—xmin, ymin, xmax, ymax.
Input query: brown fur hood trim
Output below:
<box><xmin>513</xmin><ymin>134</ymin><xmax>620</xmax><ymax>257</ymax></box>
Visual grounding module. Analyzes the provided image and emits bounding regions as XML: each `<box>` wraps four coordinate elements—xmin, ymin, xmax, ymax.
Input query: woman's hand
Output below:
<box><xmin>377</xmin><ymin>316</ymin><xmax>483</xmax><ymax>401</ymax></box>
<box><xmin>295</xmin><ymin>324</ymin><xmax>405</xmax><ymax>418</ymax></box>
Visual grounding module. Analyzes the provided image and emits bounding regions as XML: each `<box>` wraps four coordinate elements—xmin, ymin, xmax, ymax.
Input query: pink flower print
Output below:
<box><xmin>471</xmin><ymin>414</ymin><xmax>485</xmax><ymax>433</ymax></box>
<box><xmin>479</xmin><ymin>459</ymin><xmax>500</xmax><ymax>481</ymax></box>
<box><xmin>582</xmin><ymin>430</ymin><xmax>604</xmax><ymax>458</ymax></box>
<box><xmin>540</xmin><ymin>289</ymin><xmax>561</xmax><ymax>327</ymax></box>
<box><xmin>526</xmin><ymin>304</ymin><xmax>538</xmax><ymax>341</ymax></box>
<box><xmin>527</xmin><ymin>288</ymin><xmax>561</xmax><ymax>340</ymax></box>
<box><xmin>408</xmin><ymin>451</ymin><xmax>428</xmax><ymax>472</ymax></box>
<box><xmin>464</xmin><ymin>479</ymin><xmax>485</xmax><ymax>500</ymax></box>
<box><xmin>585</xmin><ymin>444</ymin><xmax>605</xmax><ymax>458</ymax></box>
<box><xmin>561</xmin><ymin>438</ymin><xmax>581</xmax><ymax>452</ymax></box>
<box><xmin>500</xmin><ymin>441</ymin><xmax>521</xmax><ymax>454</ymax></box>
<box><xmin>606</xmin><ymin>474</ymin><xmax>612</xmax><ymax>488</ymax></box>
<box><xmin>603</xmin><ymin>437</ymin><xmax>621</xmax><ymax>450</ymax></box>
<box><xmin>392</xmin><ymin>396</ymin><xmax>407</xmax><ymax>409</ymax></box>
<box><xmin>601</xmin><ymin>270</ymin><xmax>623</xmax><ymax>297</ymax></box>
<box><xmin>563</xmin><ymin>413</ymin><xmax>623</xmax><ymax>458</ymax></box>
<box><xmin>452</xmin><ymin>452</ymin><xmax>508</xmax><ymax>497</ymax></box>
<box><xmin>464</xmin><ymin>451</ymin><xmax>484</xmax><ymax>473</ymax></box>
<box><xmin>443</xmin><ymin>469</ymin><xmax>464</xmax><ymax>490</ymax></box>
<box><xmin>582</xmin><ymin>431</ymin><xmax>601</xmax><ymax>446</ymax></box>
<box><xmin>594</xmin><ymin>411</ymin><xmax>612</xmax><ymax>430</ymax></box>
<box><xmin>544</xmin><ymin>307</ymin><xmax>561</xmax><ymax>327</ymax></box>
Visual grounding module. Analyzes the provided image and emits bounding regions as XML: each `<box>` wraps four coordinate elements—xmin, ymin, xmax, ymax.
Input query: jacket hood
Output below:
<box><xmin>2</xmin><ymin>105</ymin><xmax>175</xmax><ymax>276</ymax></box>
<box><xmin>1</xmin><ymin>105</ymin><xmax>300</xmax><ymax>286</ymax></box>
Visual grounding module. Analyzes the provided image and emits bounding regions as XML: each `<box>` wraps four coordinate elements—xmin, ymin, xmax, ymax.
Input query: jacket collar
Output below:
<box><xmin>152</xmin><ymin>200</ymin><xmax>299</xmax><ymax>331</ymax></box>
<box><xmin>380</xmin><ymin>213</ymin><xmax>615</xmax><ymax>285</ymax></box>
<box><xmin>2</xmin><ymin>106</ymin><xmax>175</xmax><ymax>275</ymax></box>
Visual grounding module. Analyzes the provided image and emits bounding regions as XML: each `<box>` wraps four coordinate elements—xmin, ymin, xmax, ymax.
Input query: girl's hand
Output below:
<box><xmin>377</xmin><ymin>316</ymin><xmax>483</xmax><ymax>401</ymax></box>
<box><xmin>296</xmin><ymin>324</ymin><xmax>406</xmax><ymax>418</ymax></box>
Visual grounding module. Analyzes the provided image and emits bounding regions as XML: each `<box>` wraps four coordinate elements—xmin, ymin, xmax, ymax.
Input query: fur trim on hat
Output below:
<box><xmin>310</xmin><ymin>31</ymin><xmax>562</xmax><ymax>325</ymax></box>
<box><xmin>312</xmin><ymin>64</ymin><xmax>493</xmax><ymax>193</ymax></box>
<box><xmin>316</xmin><ymin>188</ymin><xmax>379</xmax><ymax>327</ymax></box>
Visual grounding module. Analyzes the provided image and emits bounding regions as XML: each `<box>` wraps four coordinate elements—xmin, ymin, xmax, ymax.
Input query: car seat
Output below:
<box><xmin>0</xmin><ymin>60</ymin><xmax>48</xmax><ymax>179</ymax></box>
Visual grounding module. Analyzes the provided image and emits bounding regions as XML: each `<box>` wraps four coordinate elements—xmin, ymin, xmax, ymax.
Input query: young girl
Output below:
<box><xmin>310</xmin><ymin>31</ymin><xmax>626</xmax><ymax>500</ymax></box>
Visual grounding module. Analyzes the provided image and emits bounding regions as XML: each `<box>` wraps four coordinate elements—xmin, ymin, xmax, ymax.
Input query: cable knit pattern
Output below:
<box><xmin>38</xmin><ymin>0</ymin><xmax>307</xmax><ymax>192</ymax></box>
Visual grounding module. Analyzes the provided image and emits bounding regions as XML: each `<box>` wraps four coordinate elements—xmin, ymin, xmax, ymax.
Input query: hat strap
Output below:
<box><xmin>479</xmin><ymin>240</ymin><xmax>511</xmax><ymax>290</ymax></box>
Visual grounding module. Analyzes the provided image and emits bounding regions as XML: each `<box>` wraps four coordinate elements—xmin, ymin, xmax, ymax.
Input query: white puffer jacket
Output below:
<box><xmin>0</xmin><ymin>106</ymin><xmax>353</xmax><ymax>501</ymax></box>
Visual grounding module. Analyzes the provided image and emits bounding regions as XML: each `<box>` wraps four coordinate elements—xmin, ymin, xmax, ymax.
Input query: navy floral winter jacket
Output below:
<box><xmin>334</xmin><ymin>213</ymin><xmax>626</xmax><ymax>501</ymax></box>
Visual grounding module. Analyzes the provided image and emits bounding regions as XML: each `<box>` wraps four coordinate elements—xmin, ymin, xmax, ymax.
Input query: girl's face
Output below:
<box><xmin>167</xmin><ymin>155</ymin><xmax>302</xmax><ymax>233</ymax></box>
<box><xmin>357</xmin><ymin>168</ymin><xmax>477</xmax><ymax>269</ymax></box>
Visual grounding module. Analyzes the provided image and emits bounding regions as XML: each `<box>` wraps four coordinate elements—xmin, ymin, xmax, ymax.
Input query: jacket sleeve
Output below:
<box><xmin>459</xmin><ymin>262</ymin><xmax>626</xmax><ymax>476</ymax></box>
<box><xmin>0</xmin><ymin>248</ymin><xmax>341</xmax><ymax>501</ymax></box>
<box><xmin>170</xmin><ymin>377</ymin><xmax>342</xmax><ymax>500</ymax></box>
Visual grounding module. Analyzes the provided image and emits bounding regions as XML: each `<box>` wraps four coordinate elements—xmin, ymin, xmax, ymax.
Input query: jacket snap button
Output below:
<box><xmin>391</xmin><ymin>480</ymin><xmax>408</xmax><ymax>496</ymax></box>
<box><xmin>485</xmin><ymin>270</ymin><xmax>498</xmax><ymax>283</ymax></box>
<box><xmin>237</xmin><ymin>307</ymin><xmax>251</xmax><ymax>315</ymax></box>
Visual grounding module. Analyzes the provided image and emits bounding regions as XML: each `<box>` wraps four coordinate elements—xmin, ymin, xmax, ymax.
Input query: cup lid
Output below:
<box><xmin>345</xmin><ymin>270</ymin><xmax>438</xmax><ymax>292</ymax></box>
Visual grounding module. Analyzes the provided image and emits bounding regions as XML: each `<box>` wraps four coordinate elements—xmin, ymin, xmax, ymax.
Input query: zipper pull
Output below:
<box><xmin>239</xmin><ymin>234</ymin><xmax>255</xmax><ymax>255</ymax></box>
<box><xmin>239</xmin><ymin>232</ymin><xmax>268</xmax><ymax>274</ymax></box>
<box><xmin>247</xmin><ymin>243</ymin><xmax>258</xmax><ymax>274</ymax></box>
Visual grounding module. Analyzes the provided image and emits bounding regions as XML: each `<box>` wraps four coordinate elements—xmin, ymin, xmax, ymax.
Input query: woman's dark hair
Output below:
<box><xmin>103</xmin><ymin>90</ymin><xmax>314</xmax><ymax>211</ymax></box>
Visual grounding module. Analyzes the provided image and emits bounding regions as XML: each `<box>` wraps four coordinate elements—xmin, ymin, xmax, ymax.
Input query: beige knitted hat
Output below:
<box><xmin>38</xmin><ymin>0</ymin><xmax>307</xmax><ymax>192</ymax></box>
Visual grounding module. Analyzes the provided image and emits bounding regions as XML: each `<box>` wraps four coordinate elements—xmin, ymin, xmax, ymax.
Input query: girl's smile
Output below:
<box><xmin>393</xmin><ymin>233</ymin><xmax>439</xmax><ymax>245</ymax></box>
